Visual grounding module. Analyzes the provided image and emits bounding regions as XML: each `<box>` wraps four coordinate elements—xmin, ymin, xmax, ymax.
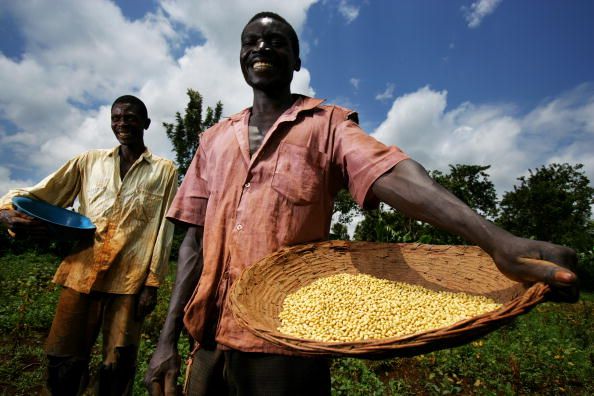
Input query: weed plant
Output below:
<box><xmin>0</xmin><ymin>253</ymin><xmax>592</xmax><ymax>395</ymax></box>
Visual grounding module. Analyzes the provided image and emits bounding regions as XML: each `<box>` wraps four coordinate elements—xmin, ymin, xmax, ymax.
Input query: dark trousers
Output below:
<box><xmin>186</xmin><ymin>346</ymin><xmax>331</xmax><ymax>396</ymax></box>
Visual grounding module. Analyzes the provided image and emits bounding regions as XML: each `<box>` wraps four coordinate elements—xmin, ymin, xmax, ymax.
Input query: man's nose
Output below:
<box><xmin>257</xmin><ymin>40</ymin><xmax>268</xmax><ymax>51</ymax></box>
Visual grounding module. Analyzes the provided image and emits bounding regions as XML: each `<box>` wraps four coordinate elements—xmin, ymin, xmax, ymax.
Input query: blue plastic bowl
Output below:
<box><xmin>12</xmin><ymin>196</ymin><xmax>96</xmax><ymax>239</ymax></box>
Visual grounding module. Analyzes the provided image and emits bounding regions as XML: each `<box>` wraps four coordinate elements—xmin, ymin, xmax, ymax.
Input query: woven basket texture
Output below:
<box><xmin>228</xmin><ymin>240</ymin><xmax>550</xmax><ymax>358</ymax></box>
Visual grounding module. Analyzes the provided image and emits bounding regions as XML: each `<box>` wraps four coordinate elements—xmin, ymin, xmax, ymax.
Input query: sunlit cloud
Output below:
<box><xmin>375</xmin><ymin>83</ymin><xmax>395</xmax><ymax>102</ymax></box>
<box><xmin>463</xmin><ymin>0</ymin><xmax>503</xmax><ymax>28</ymax></box>
<box><xmin>371</xmin><ymin>84</ymin><xmax>594</xmax><ymax>195</ymax></box>
<box><xmin>338</xmin><ymin>0</ymin><xmax>360</xmax><ymax>24</ymax></box>
<box><xmin>0</xmin><ymin>0</ymin><xmax>317</xmax><ymax>195</ymax></box>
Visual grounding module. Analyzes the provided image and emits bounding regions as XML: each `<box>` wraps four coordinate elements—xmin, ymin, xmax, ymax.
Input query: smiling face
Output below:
<box><xmin>240</xmin><ymin>16</ymin><xmax>301</xmax><ymax>93</ymax></box>
<box><xmin>110</xmin><ymin>102</ymin><xmax>149</xmax><ymax>148</ymax></box>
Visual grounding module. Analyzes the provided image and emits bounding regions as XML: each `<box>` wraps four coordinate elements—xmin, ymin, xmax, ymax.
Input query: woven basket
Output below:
<box><xmin>228</xmin><ymin>240</ymin><xmax>550</xmax><ymax>358</ymax></box>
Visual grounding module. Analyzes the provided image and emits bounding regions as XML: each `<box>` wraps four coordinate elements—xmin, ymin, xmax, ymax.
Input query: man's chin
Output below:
<box><xmin>246</xmin><ymin>78</ymin><xmax>290</xmax><ymax>92</ymax></box>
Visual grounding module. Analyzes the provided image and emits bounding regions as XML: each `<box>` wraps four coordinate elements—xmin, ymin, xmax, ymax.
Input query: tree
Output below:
<box><xmin>430</xmin><ymin>164</ymin><xmax>498</xmax><ymax>220</ymax></box>
<box><xmin>497</xmin><ymin>163</ymin><xmax>594</xmax><ymax>252</ymax></box>
<box><xmin>328</xmin><ymin>189</ymin><xmax>360</xmax><ymax>240</ymax></box>
<box><xmin>164</xmin><ymin>89</ymin><xmax>223</xmax><ymax>183</ymax></box>
<box><xmin>329</xmin><ymin>222</ymin><xmax>350</xmax><ymax>241</ymax></box>
<box><xmin>353</xmin><ymin>205</ymin><xmax>428</xmax><ymax>243</ymax></box>
<box><xmin>354</xmin><ymin>164</ymin><xmax>499</xmax><ymax>245</ymax></box>
<box><xmin>165</xmin><ymin>89</ymin><xmax>223</xmax><ymax>258</ymax></box>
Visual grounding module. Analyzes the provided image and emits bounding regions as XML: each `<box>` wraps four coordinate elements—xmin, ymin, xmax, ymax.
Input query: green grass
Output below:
<box><xmin>1</xmin><ymin>252</ymin><xmax>593</xmax><ymax>395</ymax></box>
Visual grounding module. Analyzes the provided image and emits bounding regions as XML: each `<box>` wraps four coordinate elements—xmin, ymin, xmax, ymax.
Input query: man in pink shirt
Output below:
<box><xmin>145</xmin><ymin>12</ymin><xmax>578</xmax><ymax>396</ymax></box>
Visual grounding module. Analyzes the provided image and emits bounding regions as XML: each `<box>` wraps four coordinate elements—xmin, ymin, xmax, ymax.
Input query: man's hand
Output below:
<box><xmin>0</xmin><ymin>208</ymin><xmax>48</xmax><ymax>238</ymax></box>
<box><xmin>136</xmin><ymin>285</ymin><xmax>158</xmax><ymax>320</ymax></box>
<box><xmin>144</xmin><ymin>345</ymin><xmax>182</xmax><ymax>396</ymax></box>
<box><xmin>144</xmin><ymin>225</ymin><xmax>203</xmax><ymax>396</ymax></box>
<box><xmin>490</xmin><ymin>236</ymin><xmax>579</xmax><ymax>302</ymax></box>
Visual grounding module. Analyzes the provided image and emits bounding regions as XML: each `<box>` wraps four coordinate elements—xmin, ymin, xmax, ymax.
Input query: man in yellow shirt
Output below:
<box><xmin>0</xmin><ymin>95</ymin><xmax>178</xmax><ymax>395</ymax></box>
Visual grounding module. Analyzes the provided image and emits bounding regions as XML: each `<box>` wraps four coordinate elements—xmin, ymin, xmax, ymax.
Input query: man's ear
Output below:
<box><xmin>144</xmin><ymin>118</ymin><xmax>151</xmax><ymax>130</ymax></box>
<box><xmin>295</xmin><ymin>57</ymin><xmax>301</xmax><ymax>72</ymax></box>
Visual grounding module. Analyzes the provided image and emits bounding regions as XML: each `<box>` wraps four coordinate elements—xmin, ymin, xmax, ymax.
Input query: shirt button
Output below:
<box><xmin>236</xmin><ymin>224</ymin><xmax>243</xmax><ymax>231</ymax></box>
<box><xmin>244</xmin><ymin>182</ymin><xmax>250</xmax><ymax>188</ymax></box>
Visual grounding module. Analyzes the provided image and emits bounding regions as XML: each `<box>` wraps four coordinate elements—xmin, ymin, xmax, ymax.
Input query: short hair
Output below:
<box><xmin>245</xmin><ymin>12</ymin><xmax>300</xmax><ymax>58</ymax></box>
<box><xmin>111</xmin><ymin>95</ymin><xmax>148</xmax><ymax>120</ymax></box>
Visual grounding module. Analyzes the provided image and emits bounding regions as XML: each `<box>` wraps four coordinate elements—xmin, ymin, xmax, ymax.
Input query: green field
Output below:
<box><xmin>0</xmin><ymin>252</ymin><xmax>592</xmax><ymax>395</ymax></box>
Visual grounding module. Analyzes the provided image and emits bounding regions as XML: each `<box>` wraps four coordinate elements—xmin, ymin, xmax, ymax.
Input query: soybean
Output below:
<box><xmin>278</xmin><ymin>273</ymin><xmax>501</xmax><ymax>342</ymax></box>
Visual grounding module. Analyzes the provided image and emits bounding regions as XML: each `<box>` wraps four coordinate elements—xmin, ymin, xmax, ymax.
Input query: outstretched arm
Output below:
<box><xmin>371</xmin><ymin>159</ymin><xmax>578</xmax><ymax>296</ymax></box>
<box><xmin>145</xmin><ymin>225</ymin><xmax>204</xmax><ymax>395</ymax></box>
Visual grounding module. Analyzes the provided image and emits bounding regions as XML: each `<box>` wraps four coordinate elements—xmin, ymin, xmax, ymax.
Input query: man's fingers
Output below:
<box><xmin>516</xmin><ymin>257</ymin><xmax>577</xmax><ymax>286</ymax></box>
<box><xmin>516</xmin><ymin>257</ymin><xmax>579</xmax><ymax>302</ymax></box>
<box><xmin>552</xmin><ymin>268</ymin><xmax>576</xmax><ymax>284</ymax></box>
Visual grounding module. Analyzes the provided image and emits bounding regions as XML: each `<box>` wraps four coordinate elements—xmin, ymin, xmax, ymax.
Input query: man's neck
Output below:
<box><xmin>252</xmin><ymin>86</ymin><xmax>295</xmax><ymax>112</ymax></box>
<box><xmin>119</xmin><ymin>143</ymin><xmax>145</xmax><ymax>167</ymax></box>
<box><xmin>250</xmin><ymin>89</ymin><xmax>295</xmax><ymax>131</ymax></box>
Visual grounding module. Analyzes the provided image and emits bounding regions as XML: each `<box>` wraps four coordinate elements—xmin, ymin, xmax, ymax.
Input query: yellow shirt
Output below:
<box><xmin>0</xmin><ymin>147</ymin><xmax>178</xmax><ymax>294</ymax></box>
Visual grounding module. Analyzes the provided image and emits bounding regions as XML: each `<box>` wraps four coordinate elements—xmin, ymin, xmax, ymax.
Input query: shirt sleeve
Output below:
<box><xmin>146</xmin><ymin>165</ymin><xmax>178</xmax><ymax>287</ymax></box>
<box><xmin>332</xmin><ymin>119</ymin><xmax>409</xmax><ymax>209</ymax></box>
<box><xmin>166</xmin><ymin>144</ymin><xmax>209</xmax><ymax>226</ymax></box>
<box><xmin>0</xmin><ymin>155</ymin><xmax>83</xmax><ymax>210</ymax></box>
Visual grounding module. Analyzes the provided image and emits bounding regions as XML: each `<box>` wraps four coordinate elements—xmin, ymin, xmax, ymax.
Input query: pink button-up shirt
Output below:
<box><xmin>167</xmin><ymin>96</ymin><xmax>409</xmax><ymax>355</ymax></box>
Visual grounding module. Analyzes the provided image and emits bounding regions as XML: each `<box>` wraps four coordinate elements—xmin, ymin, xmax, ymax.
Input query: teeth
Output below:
<box><xmin>253</xmin><ymin>61</ymin><xmax>273</xmax><ymax>71</ymax></box>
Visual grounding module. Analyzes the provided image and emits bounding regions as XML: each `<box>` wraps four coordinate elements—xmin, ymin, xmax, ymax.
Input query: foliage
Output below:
<box><xmin>330</xmin><ymin>298</ymin><xmax>594</xmax><ymax>395</ymax></box>
<box><xmin>0</xmin><ymin>252</ymin><xmax>61</xmax><ymax>332</ymax></box>
<box><xmin>576</xmin><ymin>246</ymin><xmax>594</xmax><ymax>291</ymax></box>
<box><xmin>354</xmin><ymin>164</ymin><xmax>499</xmax><ymax>245</ymax></box>
<box><xmin>430</xmin><ymin>164</ymin><xmax>498</xmax><ymax>220</ymax></box>
<box><xmin>164</xmin><ymin>88</ymin><xmax>223</xmax><ymax>183</ymax></box>
<box><xmin>497</xmin><ymin>163</ymin><xmax>594</xmax><ymax>251</ymax></box>
<box><xmin>0</xmin><ymin>253</ymin><xmax>190</xmax><ymax>395</ymax></box>
<box><xmin>353</xmin><ymin>205</ymin><xmax>429</xmax><ymax>243</ymax></box>
<box><xmin>333</xmin><ymin>189</ymin><xmax>359</xmax><ymax>224</ymax></box>
<box><xmin>329</xmin><ymin>222</ymin><xmax>350</xmax><ymax>241</ymax></box>
<box><xmin>1</xmin><ymin>254</ymin><xmax>593</xmax><ymax>395</ymax></box>
<box><xmin>0</xmin><ymin>222</ymin><xmax>76</xmax><ymax>258</ymax></box>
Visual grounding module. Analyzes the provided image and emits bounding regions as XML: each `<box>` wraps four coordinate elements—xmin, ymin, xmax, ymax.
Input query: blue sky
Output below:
<box><xmin>1</xmin><ymin>0</ymin><xmax>593</xmax><ymax>203</ymax></box>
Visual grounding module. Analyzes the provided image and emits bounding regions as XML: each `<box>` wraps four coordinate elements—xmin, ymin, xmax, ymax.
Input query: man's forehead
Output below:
<box><xmin>243</xmin><ymin>17</ymin><xmax>290</xmax><ymax>35</ymax></box>
<box><xmin>112</xmin><ymin>103</ymin><xmax>141</xmax><ymax>114</ymax></box>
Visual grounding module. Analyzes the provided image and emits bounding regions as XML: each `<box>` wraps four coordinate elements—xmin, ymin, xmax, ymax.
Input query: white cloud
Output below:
<box><xmin>0</xmin><ymin>166</ymin><xmax>34</xmax><ymax>196</ymax></box>
<box><xmin>338</xmin><ymin>0</ymin><xmax>360</xmax><ymax>24</ymax></box>
<box><xmin>371</xmin><ymin>84</ymin><xmax>594</xmax><ymax>196</ymax></box>
<box><xmin>462</xmin><ymin>0</ymin><xmax>503</xmax><ymax>28</ymax></box>
<box><xmin>0</xmin><ymin>0</ymin><xmax>317</xmax><ymax>195</ymax></box>
<box><xmin>375</xmin><ymin>83</ymin><xmax>395</xmax><ymax>102</ymax></box>
<box><xmin>349</xmin><ymin>77</ymin><xmax>360</xmax><ymax>90</ymax></box>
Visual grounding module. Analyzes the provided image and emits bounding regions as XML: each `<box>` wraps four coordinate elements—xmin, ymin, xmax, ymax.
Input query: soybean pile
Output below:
<box><xmin>278</xmin><ymin>273</ymin><xmax>501</xmax><ymax>342</ymax></box>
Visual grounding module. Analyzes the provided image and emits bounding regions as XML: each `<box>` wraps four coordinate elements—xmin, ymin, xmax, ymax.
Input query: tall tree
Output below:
<box><xmin>164</xmin><ymin>89</ymin><xmax>223</xmax><ymax>258</ymax></box>
<box><xmin>164</xmin><ymin>89</ymin><xmax>223</xmax><ymax>182</ymax></box>
<box><xmin>497</xmin><ymin>163</ymin><xmax>594</xmax><ymax>251</ymax></box>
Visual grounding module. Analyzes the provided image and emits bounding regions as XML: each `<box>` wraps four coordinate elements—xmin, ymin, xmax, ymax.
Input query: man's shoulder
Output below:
<box><xmin>317</xmin><ymin>103</ymin><xmax>359</xmax><ymax>124</ymax></box>
<box><xmin>147</xmin><ymin>152</ymin><xmax>176</xmax><ymax>170</ymax></box>
<box><xmin>74</xmin><ymin>148</ymin><xmax>113</xmax><ymax>162</ymax></box>
<box><xmin>201</xmin><ymin>109</ymin><xmax>248</xmax><ymax>140</ymax></box>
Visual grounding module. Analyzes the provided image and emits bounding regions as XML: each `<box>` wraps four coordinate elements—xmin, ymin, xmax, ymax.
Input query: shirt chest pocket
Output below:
<box><xmin>130</xmin><ymin>189</ymin><xmax>163</xmax><ymax>224</ymax></box>
<box><xmin>271</xmin><ymin>142</ymin><xmax>327</xmax><ymax>205</ymax></box>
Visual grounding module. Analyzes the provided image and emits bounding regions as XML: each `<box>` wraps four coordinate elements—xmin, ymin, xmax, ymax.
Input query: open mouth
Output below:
<box><xmin>116</xmin><ymin>131</ymin><xmax>134</xmax><ymax>139</ymax></box>
<box><xmin>252</xmin><ymin>61</ymin><xmax>273</xmax><ymax>72</ymax></box>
